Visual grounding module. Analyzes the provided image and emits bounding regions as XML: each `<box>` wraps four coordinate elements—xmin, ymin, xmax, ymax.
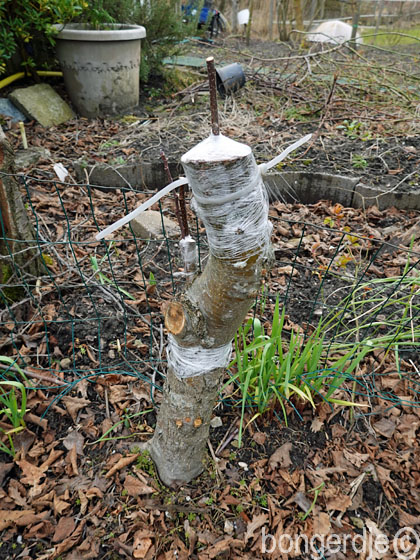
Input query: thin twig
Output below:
<box><xmin>206</xmin><ymin>57</ymin><xmax>220</xmax><ymax>136</ymax></box>
<box><xmin>0</xmin><ymin>363</ymin><xmax>67</xmax><ymax>387</ymax></box>
<box><xmin>160</xmin><ymin>150</ymin><xmax>186</xmax><ymax>238</ymax></box>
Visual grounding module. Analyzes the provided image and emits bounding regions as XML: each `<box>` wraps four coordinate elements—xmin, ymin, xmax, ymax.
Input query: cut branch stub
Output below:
<box><xmin>149</xmin><ymin>132</ymin><xmax>271</xmax><ymax>487</ymax></box>
<box><xmin>165</xmin><ymin>301</ymin><xmax>186</xmax><ymax>336</ymax></box>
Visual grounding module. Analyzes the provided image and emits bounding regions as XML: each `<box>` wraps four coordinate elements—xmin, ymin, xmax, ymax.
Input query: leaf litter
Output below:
<box><xmin>1</xmin><ymin>37</ymin><xmax>419</xmax><ymax>560</ymax></box>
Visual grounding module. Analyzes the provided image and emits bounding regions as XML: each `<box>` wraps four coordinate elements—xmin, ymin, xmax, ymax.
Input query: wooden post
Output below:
<box><xmin>0</xmin><ymin>127</ymin><xmax>41</xmax><ymax>299</ymax></box>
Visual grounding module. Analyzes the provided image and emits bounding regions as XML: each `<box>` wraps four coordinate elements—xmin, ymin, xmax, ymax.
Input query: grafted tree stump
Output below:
<box><xmin>149</xmin><ymin>133</ymin><xmax>271</xmax><ymax>486</ymax></box>
<box><xmin>0</xmin><ymin>128</ymin><xmax>41</xmax><ymax>300</ymax></box>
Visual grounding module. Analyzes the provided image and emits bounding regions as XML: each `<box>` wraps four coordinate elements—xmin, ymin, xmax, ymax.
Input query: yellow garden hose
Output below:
<box><xmin>0</xmin><ymin>71</ymin><xmax>63</xmax><ymax>90</ymax></box>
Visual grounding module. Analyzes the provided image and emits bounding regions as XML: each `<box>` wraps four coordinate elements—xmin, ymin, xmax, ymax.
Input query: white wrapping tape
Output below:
<box><xmin>179</xmin><ymin>235</ymin><xmax>198</xmax><ymax>276</ymax></box>
<box><xmin>182</xmin><ymin>134</ymin><xmax>271</xmax><ymax>261</ymax></box>
<box><xmin>95</xmin><ymin>133</ymin><xmax>312</xmax><ymax>242</ymax></box>
<box><xmin>259</xmin><ymin>133</ymin><xmax>312</xmax><ymax>175</ymax></box>
<box><xmin>95</xmin><ymin>177</ymin><xmax>189</xmax><ymax>240</ymax></box>
<box><xmin>167</xmin><ymin>334</ymin><xmax>232</xmax><ymax>379</ymax></box>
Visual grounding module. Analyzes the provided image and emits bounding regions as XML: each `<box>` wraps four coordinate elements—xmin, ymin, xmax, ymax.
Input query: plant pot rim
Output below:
<box><xmin>53</xmin><ymin>23</ymin><xmax>146</xmax><ymax>41</ymax></box>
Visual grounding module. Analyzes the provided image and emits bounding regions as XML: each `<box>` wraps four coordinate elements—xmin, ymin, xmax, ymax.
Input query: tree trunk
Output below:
<box><xmin>246</xmin><ymin>0</ymin><xmax>254</xmax><ymax>45</ymax></box>
<box><xmin>0</xmin><ymin>128</ymin><xmax>41</xmax><ymax>298</ymax></box>
<box><xmin>149</xmin><ymin>134</ymin><xmax>271</xmax><ymax>487</ymax></box>
<box><xmin>269</xmin><ymin>0</ymin><xmax>275</xmax><ymax>40</ymax></box>
<box><xmin>231</xmin><ymin>0</ymin><xmax>239</xmax><ymax>33</ymax></box>
<box><xmin>351</xmin><ymin>0</ymin><xmax>361</xmax><ymax>51</ymax></box>
<box><xmin>293</xmin><ymin>0</ymin><xmax>304</xmax><ymax>33</ymax></box>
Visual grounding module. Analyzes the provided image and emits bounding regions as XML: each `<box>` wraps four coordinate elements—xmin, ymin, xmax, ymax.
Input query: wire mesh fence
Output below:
<box><xmin>1</xmin><ymin>170</ymin><xmax>419</xmax><ymax>416</ymax></box>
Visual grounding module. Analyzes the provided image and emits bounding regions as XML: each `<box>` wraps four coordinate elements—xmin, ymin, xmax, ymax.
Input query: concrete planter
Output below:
<box><xmin>54</xmin><ymin>24</ymin><xmax>146</xmax><ymax>118</ymax></box>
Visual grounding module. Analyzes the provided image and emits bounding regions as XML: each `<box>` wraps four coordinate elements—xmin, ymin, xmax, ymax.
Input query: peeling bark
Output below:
<box><xmin>0</xmin><ymin>128</ymin><xmax>41</xmax><ymax>297</ymax></box>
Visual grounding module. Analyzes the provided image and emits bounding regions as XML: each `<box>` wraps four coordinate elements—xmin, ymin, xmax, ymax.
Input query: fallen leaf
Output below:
<box><xmin>17</xmin><ymin>459</ymin><xmax>46</xmax><ymax>486</ymax></box>
<box><xmin>373</xmin><ymin>418</ymin><xmax>396</xmax><ymax>438</ymax></box>
<box><xmin>62</xmin><ymin>397</ymin><xmax>90</xmax><ymax>422</ymax></box>
<box><xmin>399</xmin><ymin>510</ymin><xmax>420</xmax><ymax>527</ymax></box>
<box><xmin>133</xmin><ymin>530</ymin><xmax>153</xmax><ymax>559</ymax></box>
<box><xmin>343</xmin><ymin>448</ymin><xmax>369</xmax><ymax>467</ymax></box>
<box><xmin>252</xmin><ymin>432</ymin><xmax>267</xmax><ymax>445</ymax></box>
<box><xmin>55</xmin><ymin>520</ymin><xmax>85</xmax><ymax>557</ymax></box>
<box><xmin>124</xmin><ymin>475</ymin><xmax>155</xmax><ymax>497</ymax></box>
<box><xmin>63</xmin><ymin>431</ymin><xmax>85</xmax><ymax>455</ymax></box>
<box><xmin>324</xmin><ymin>488</ymin><xmax>352</xmax><ymax>512</ymax></box>
<box><xmin>313</xmin><ymin>511</ymin><xmax>331</xmax><ymax>536</ymax></box>
<box><xmin>67</xmin><ymin>446</ymin><xmax>79</xmax><ymax>476</ymax></box>
<box><xmin>8</xmin><ymin>480</ymin><xmax>28</xmax><ymax>507</ymax></box>
<box><xmin>105</xmin><ymin>454</ymin><xmax>139</xmax><ymax>478</ymax></box>
<box><xmin>53</xmin><ymin>516</ymin><xmax>75</xmax><ymax>543</ymax></box>
<box><xmin>0</xmin><ymin>463</ymin><xmax>13</xmax><ymax>487</ymax></box>
<box><xmin>54</xmin><ymin>492</ymin><xmax>71</xmax><ymax>516</ymax></box>
<box><xmin>245</xmin><ymin>513</ymin><xmax>268</xmax><ymax>542</ymax></box>
<box><xmin>269</xmin><ymin>442</ymin><xmax>292</xmax><ymax>469</ymax></box>
<box><xmin>310</xmin><ymin>418</ymin><xmax>324</xmax><ymax>433</ymax></box>
<box><xmin>0</xmin><ymin>509</ymin><xmax>34</xmax><ymax>531</ymax></box>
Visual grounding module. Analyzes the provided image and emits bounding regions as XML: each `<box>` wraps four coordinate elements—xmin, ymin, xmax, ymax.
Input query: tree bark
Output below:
<box><xmin>231</xmin><ymin>0</ymin><xmax>239</xmax><ymax>33</ymax></box>
<box><xmin>149</xmin><ymin>135</ymin><xmax>271</xmax><ymax>487</ymax></box>
<box><xmin>0</xmin><ymin>128</ymin><xmax>41</xmax><ymax>297</ymax></box>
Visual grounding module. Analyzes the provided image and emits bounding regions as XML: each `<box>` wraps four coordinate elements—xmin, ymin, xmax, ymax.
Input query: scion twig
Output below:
<box><xmin>206</xmin><ymin>56</ymin><xmax>220</xmax><ymax>136</ymax></box>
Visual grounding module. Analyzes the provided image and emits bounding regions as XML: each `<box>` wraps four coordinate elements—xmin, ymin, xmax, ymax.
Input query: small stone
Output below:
<box><xmin>14</xmin><ymin>147</ymin><xmax>51</xmax><ymax>170</ymax></box>
<box><xmin>130</xmin><ymin>210</ymin><xmax>179</xmax><ymax>239</ymax></box>
<box><xmin>351</xmin><ymin>516</ymin><xmax>365</xmax><ymax>529</ymax></box>
<box><xmin>0</xmin><ymin>98</ymin><xmax>28</xmax><ymax>123</ymax></box>
<box><xmin>60</xmin><ymin>357</ymin><xmax>72</xmax><ymax>369</ymax></box>
<box><xmin>9</xmin><ymin>84</ymin><xmax>74</xmax><ymax>127</ymax></box>
<box><xmin>224</xmin><ymin>520</ymin><xmax>234</xmax><ymax>534</ymax></box>
<box><xmin>210</xmin><ymin>416</ymin><xmax>223</xmax><ymax>428</ymax></box>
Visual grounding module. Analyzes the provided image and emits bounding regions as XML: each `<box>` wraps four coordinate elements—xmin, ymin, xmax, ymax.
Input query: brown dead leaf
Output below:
<box><xmin>0</xmin><ymin>463</ymin><xmax>13</xmax><ymax>487</ymax></box>
<box><xmin>324</xmin><ymin>488</ymin><xmax>352</xmax><ymax>512</ymax></box>
<box><xmin>269</xmin><ymin>442</ymin><xmax>292</xmax><ymax>469</ymax></box>
<box><xmin>63</xmin><ymin>430</ymin><xmax>85</xmax><ymax>455</ymax></box>
<box><xmin>313</xmin><ymin>511</ymin><xmax>331</xmax><ymax>536</ymax></box>
<box><xmin>399</xmin><ymin>510</ymin><xmax>420</xmax><ymax>527</ymax></box>
<box><xmin>53</xmin><ymin>516</ymin><xmax>75</xmax><ymax>543</ymax></box>
<box><xmin>133</xmin><ymin>530</ymin><xmax>153</xmax><ymax>559</ymax></box>
<box><xmin>62</xmin><ymin>396</ymin><xmax>90</xmax><ymax>422</ymax></box>
<box><xmin>310</xmin><ymin>418</ymin><xmax>324</xmax><ymax>433</ymax></box>
<box><xmin>55</xmin><ymin>520</ymin><xmax>85</xmax><ymax>557</ymax></box>
<box><xmin>252</xmin><ymin>432</ymin><xmax>267</xmax><ymax>445</ymax></box>
<box><xmin>67</xmin><ymin>446</ymin><xmax>79</xmax><ymax>476</ymax></box>
<box><xmin>343</xmin><ymin>448</ymin><xmax>370</xmax><ymax>468</ymax></box>
<box><xmin>124</xmin><ymin>474</ymin><xmax>155</xmax><ymax>497</ymax></box>
<box><xmin>373</xmin><ymin>418</ymin><xmax>396</xmax><ymax>438</ymax></box>
<box><xmin>8</xmin><ymin>479</ymin><xmax>28</xmax><ymax>507</ymax></box>
<box><xmin>17</xmin><ymin>459</ymin><xmax>46</xmax><ymax>486</ymax></box>
<box><xmin>245</xmin><ymin>513</ymin><xmax>268</xmax><ymax>542</ymax></box>
<box><xmin>0</xmin><ymin>509</ymin><xmax>34</xmax><ymax>530</ymax></box>
<box><xmin>105</xmin><ymin>454</ymin><xmax>139</xmax><ymax>478</ymax></box>
<box><xmin>54</xmin><ymin>492</ymin><xmax>71</xmax><ymax>516</ymax></box>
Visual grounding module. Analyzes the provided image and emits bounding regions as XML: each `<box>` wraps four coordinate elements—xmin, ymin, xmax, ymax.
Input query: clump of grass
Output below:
<box><xmin>227</xmin><ymin>297</ymin><xmax>371</xmax><ymax>446</ymax></box>
<box><xmin>0</xmin><ymin>357</ymin><xmax>28</xmax><ymax>456</ymax></box>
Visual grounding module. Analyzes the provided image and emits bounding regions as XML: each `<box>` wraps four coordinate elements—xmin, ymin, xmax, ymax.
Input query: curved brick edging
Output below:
<box><xmin>74</xmin><ymin>160</ymin><xmax>420</xmax><ymax>211</ymax></box>
<box><xmin>264</xmin><ymin>171</ymin><xmax>420</xmax><ymax>211</ymax></box>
